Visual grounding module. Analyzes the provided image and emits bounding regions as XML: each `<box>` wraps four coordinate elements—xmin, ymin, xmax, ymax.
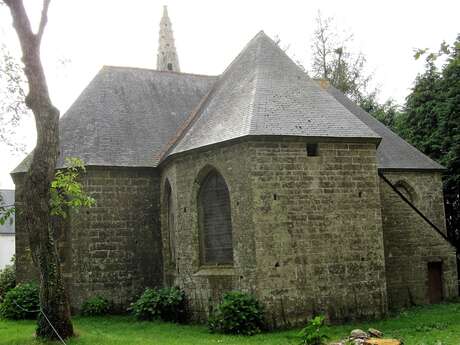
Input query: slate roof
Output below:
<box><xmin>324</xmin><ymin>85</ymin><xmax>444</xmax><ymax>171</ymax></box>
<box><xmin>0</xmin><ymin>190</ymin><xmax>15</xmax><ymax>234</ymax></box>
<box><xmin>12</xmin><ymin>31</ymin><xmax>443</xmax><ymax>174</ymax></box>
<box><xmin>165</xmin><ymin>32</ymin><xmax>380</xmax><ymax>158</ymax></box>
<box><xmin>13</xmin><ymin>67</ymin><xmax>217</xmax><ymax>172</ymax></box>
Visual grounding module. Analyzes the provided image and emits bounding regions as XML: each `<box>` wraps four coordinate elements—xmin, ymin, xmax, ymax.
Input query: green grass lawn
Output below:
<box><xmin>1</xmin><ymin>302</ymin><xmax>459</xmax><ymax>345</ymax></box>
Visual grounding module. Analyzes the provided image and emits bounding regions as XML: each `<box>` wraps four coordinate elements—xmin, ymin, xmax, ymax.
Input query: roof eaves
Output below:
<box><xmin>379</xmin><ymin>167</ymin><xmax>446</xmax><ymax>172</ymax></box>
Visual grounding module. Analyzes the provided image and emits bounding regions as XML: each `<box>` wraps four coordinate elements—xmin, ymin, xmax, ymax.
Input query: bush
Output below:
<box><xmin>130</xmin><ymin>287</ymin><xmax>187</xmax><ymax>323</ymax></box>
<box><xmin>0</xmin><ymin>283</ymin><xmax>39</xmax><ymax>320</ymax></box>
<box><xmin>81</xmin><ymin>296</ymin><xmax>111</xmax><ymax>316</ymax></box>
<box><xmin>208</xmin><ymin>291</ymin><xmax>265</xmax><ymax>335</ymax></box>
<box><xmin>157</xmin><ymin>287</ymin><xmax>187</xmax><ymax>322</ymax></box>
<box><xmin>297</xmin><ymin>315</ymin><xmax>329</xmax><ymax>345</ymax></box>
<box><xmin>0</xmin><ymin>263</ymin><xmax>16</xmax><ymax>302</ymax></box>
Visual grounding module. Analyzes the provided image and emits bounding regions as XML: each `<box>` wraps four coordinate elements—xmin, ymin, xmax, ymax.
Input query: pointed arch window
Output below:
<box><xmin>198</xmin><ymin>170</ymin><xmax>233</xmax><ymax>265</ymax></box>
<box><xmin>394</xmin><ymin>180</ymin><xmax>417</xmax><ymax>204</ymax></box>
<box><xmin>164</xmin><ymin>180</ymin><xmax>175</xmax><ymax>264</ymax></box>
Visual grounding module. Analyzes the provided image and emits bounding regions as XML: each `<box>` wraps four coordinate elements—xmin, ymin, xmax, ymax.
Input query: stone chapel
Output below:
<box><xmin>12</xmin><ymin>6</ymin><xmax>457</xmax><ymax>326</ymax></box>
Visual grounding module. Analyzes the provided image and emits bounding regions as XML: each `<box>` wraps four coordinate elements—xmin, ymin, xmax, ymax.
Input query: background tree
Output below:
<box><xmin>399</xmin><ymin>35</ymin><xmax>460</xmax><ymax>248</ymax></box>
<box><xmin>359</xmin><ymin>92</ymin><xmax>402</xmax><ymax>132</ymax></box>
<box><xmin>309</xmin><ymin>11</ymin><xmax>403</xmax><ymax>130</ymax></box>
<box><xmin>0</xmin><ymin>43</ymin><xmax>28</xmax><ymax>152</ymax></box>
<box><xmin>2</xmin><ymin>0</ymin><xmax>74</xmax><ymax>339</ymax></box>
<box><xmin>310</xmin><ymin>12</ymin><xmax>371</xmax><ymax>102</ymax></box>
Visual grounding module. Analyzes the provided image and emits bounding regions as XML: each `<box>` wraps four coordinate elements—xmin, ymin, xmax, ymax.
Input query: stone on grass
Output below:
<box><xmin>368</xmin><ymin>328</ymin><xmax>383</xmax><ymax>338</ymax></box>
<box><xmin>350</xmin><ymin>329</ymin><xmax>369</xmax><ymax>339</ymax></box>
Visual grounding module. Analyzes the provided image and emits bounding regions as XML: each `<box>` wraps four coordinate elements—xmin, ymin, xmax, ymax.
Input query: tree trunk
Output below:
<box><xmin>4</xmin><ymin>0</ymin><xmax>74</xmax><ymax>339</ymax></box>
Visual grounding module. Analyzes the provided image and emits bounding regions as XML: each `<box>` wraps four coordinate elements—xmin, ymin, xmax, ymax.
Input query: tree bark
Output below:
<box><xmin>4</xmin><ymin>0</ymin><xmax>74</xmax><ymax>339</ymax></box>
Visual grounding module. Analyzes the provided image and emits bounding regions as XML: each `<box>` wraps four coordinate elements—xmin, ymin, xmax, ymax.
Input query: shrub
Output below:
<box><xmin>130</xmin><ymin>287</ymin><xmax>187</xmax><ymax>323</ymax></box>
<box><xmin>81</xmin><ymin>296</ymin><xmax>111</xmax><ymax>316</ymax></box>
<box><xmin>0</xmin><ymin>283</ymin><xmax>39</xmax><ymax>320</ymax></box>
<box><xmin>208</xmin><ymin>291</ymin><xmax>265</xmax><ymax>335</ymax></box>
<box><xmin>157</xmin><ymin>287</ymin><xmax>187</xmax><ymax>322</ymax></box>
<box><xmin>0</xmin><ymin>263</ymin><xmax>16</xmax><ymax>302</ymax></box>
<box><xmin>297</xmin><ymin>315</ymin><xmax>329</xmax><ymax>345</ymax></box>
<box><xmin>130</xmin><ymin>288</ymin><xmax>161</xmax><ymax>320</ymax></box>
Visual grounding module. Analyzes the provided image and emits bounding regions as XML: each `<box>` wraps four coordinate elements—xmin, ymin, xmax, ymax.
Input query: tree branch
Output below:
<box><xmin>3</xmin><ymin>0</ymin><xmax>35</xmax><ymax>52</ymax></box>
<box><xmin>37</xmin><ymin>0</ymin><xmax>51</xmax><ymax>43</ymax></box>
<box><xmin>4</xmin><ymin>0</ymin><xmax>54</xmax><ymax>112</ymax></box>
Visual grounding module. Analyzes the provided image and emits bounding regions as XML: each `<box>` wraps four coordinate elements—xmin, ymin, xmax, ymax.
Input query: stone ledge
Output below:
<box><xmin>193</xmin><ymin>266</ymin><xmax>235</xmax><ymax>277</ymax></box>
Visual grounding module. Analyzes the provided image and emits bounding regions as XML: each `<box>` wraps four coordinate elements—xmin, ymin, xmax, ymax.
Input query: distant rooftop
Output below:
<box><xmin>0</xmin><ymin>189</ymin><xmax>15</xmax><ymax>234</ymax></box>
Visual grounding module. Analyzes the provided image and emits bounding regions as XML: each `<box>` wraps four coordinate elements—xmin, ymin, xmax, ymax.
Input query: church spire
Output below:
<box><xmin>157</xmin><ymin>5</ymin><xmax>180</xmax><ymax>72</ymax></box>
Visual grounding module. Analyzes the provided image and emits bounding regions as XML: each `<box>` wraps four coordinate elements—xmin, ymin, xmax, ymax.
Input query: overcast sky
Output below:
<box><xmin>0</xmin><ymin>0</ymin><xmax>459</xmax><ymax>189</ymax></box>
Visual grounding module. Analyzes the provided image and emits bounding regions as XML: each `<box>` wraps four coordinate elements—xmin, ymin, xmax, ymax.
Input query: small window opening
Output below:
<box><xmin>167</xmin><ymin>63</ymin><xmax>173</xmax><ymax>71</ymax></box>
<box><xmin>273</xmin><ymin>194</ymin><xmax>277</xmax><ymax>200</ymax></box>
<box><xmin>306</xmin><ymin>143</ymin><xmax>319</xmax><ymax>156</ymax></box>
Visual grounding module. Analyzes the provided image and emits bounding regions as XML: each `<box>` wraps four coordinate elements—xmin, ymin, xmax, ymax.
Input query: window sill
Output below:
<box><xmin>194</xmin><ymin>265</ymin><xmax>235</xmax><ymax>277</ymax></box>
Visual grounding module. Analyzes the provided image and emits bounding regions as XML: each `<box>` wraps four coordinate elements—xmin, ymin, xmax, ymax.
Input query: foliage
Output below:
<box><xmin>130</xmin><ymin>287</ymin><xmax>187</xmax><ymax>323</ymax></box>
<box><xmin>208</xmin><ymin>291</ymin><xmax>265</xmax><ymax>335</ymax></box>
<box><xmin>399</xmin><ymin>35</ymin><xmax>460</xmax><ymax>246</ymax></box>
<box><xmin>0</xmin><ymin>43</ymin><xmax>28</xmax><ymax>152</ymax></box>
<box><xmin>0</xmin><ymin>204</ymin><xmax>15</xmax><ymax>226</ymax></box>
<box><xmin>0</xmin><ymin>259</ymin><xmax>15</xmax><ymax>303</ymax></box>
<box><xmin>50</xmin><ymin>157</ymin><xmax>96</xmax><ymax>218</ymax></box>
<box><xmin>310</xmin><ymin>12</ymin><xmax>371</xmax><ymax>102</ymax></box>
<box><xmin>359</xmin><ymin>92</ymin><xmax>403</xmax><ymax>132</ymax></box>
<box><xmin>0</xmin><ymin>188</ymin><xmax>14</xmax><ymax>226</ymax></box>
<box><xmin>0</xmin><ymin>283</ymin><xmax>39</xmax><ymax>320</ymax></box>
<box><xmin>1</xmin><ymin>157</ymin><xmax>95</xmax><ymax>226</ymax></box>
<box><xmin>156</xmin><ymin>287</ymin><xmax>187</xmax><ymax>322</ymax></box>
<box><xmin>297</xmin><ymin>315</ymin><xmax>329</xmax><ymax>345</ymax></box>
<box><xmin>130</xmin><ymin>288</ymin><xmax>159</xmax><ymax>320</ymax></box>
<box><xmin>81</xmin><ymin>296</ymin><xmax>112</xmax><ymax>316</ymax></box>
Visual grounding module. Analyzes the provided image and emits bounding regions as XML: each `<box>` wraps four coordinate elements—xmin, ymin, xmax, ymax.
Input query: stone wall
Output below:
<box><xmin>161</xmin><ymin>138</ymin><xmax>388</xmax><ymax>327</ymax></box>
<box><xmin>13</xmin><ymin>141</ymin><xmax>455</xmax><ymax>323</ymax></box>
<box><xmin>250</xmin><ymin>139</ymin><xmax>387</xmax><ymax>326</ymax></box>
<box><xmin>160</xmin><ymin>141</ymin><xmax>256</xmax><ymax>321</ymax></box>
<box><xmin>13</xmin><ymin>167</ymin><xmax>163</xmax><ymax>311</ymax></box>
<box><xmin>380</xmin><ymin>171</ymin><xmax>457</xmax><ymax>308</ymax></box>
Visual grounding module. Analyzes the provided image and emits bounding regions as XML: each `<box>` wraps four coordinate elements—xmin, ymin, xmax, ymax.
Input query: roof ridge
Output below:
<box><xmin>217</xmin><ymin>31</ymin><xmax>268</xmax><ymax>77</ymax></box>
<box><xmin>248</xmin><ymin>37</ymin><xmax>263</xmax><ymax>133</ymax></box>
<box><xmin>156</xmin><ymin>31</ymin><xmax>269</xmax><ymax>164</ymax></box>
<box><xmin>102</xmin><ymin>65</ymin><xmax>217</xmax><ymax>78</ymax></box>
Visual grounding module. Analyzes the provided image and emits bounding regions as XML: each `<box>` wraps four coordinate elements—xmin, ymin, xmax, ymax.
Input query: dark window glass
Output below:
<box><xmin>165</xmin><ymin>181</ymin><xmax>175</xmax><ymax>264</ymax></box>
<box><xmin>306</xmin><ymin>143</ymin><xmax>319</xmax><ymax>156</ymax></box>
<box><xmin>199</xmin><ymin>171</ymin><xmax>233</xmax><ymax>264</ymax></box>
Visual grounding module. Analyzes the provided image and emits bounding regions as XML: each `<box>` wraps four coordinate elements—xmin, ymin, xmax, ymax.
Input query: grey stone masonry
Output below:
<box><xmin>379</xmin><ymin>171</ymin><xmax>457</xmax><ymax>309</ymax></box>
<box><xmin>13</xmin><ymin>167</ymin><xmax>164</xmax><ymax>312</ymax></box>
<box><xmin>157</xmin><ymin>6</ymin><xmax>180</xmax><ymax>72</ymax></box>
<box><xmin>161</xmin><ymin>137</ymin><xmax>388</xmax><ymax>327</ymax></box>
